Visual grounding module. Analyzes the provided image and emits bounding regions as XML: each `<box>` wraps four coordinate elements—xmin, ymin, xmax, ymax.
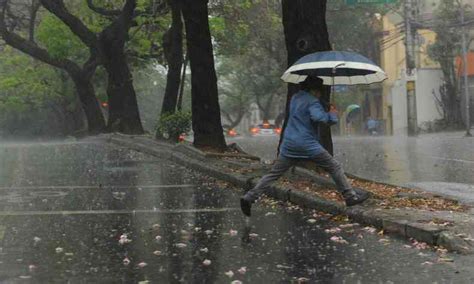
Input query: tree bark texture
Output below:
<box><xmin>70</xmin><ymin>74</ymin><xmax>106</xmax><ymax>134</ymax></box>
<box><xmin>161</xmin><ymin>0</ymin><xmax>184</xmax><ymax>116</ymax></box>
<box><xmin>99</xmin><ymin>28</ymin><xmax>144</xmax><ymax>134</ymax></box>
<box><xmin>182</xmin><ymin>0</ymin><xmax>227</xmax><ymax>150</ymax></box>
<box><xmin>280</xmin><ymin>0</ymin><xmax>334</xmax><ymax>155</ymax></box>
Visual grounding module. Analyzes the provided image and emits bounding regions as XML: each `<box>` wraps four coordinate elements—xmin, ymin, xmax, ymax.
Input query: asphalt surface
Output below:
<box><xmin>231</xmin><ymin>133</ymin><xmax>474</xmax><ymax>203</ymax></box>
<box><xmin>0</xmin><ymin>141</ymin><xmax>473</xmax><ymax>283</ymax></box>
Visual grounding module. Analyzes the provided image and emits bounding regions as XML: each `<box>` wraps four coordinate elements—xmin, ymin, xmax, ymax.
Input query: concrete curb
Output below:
<box><xmin>103</xmin><ymin>134</ymin><xmax>473</xmax><ymax>254</ymax></box>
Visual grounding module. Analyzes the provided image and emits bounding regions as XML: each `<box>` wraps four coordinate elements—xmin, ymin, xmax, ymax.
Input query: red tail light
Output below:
<box><xmin>228</xmin><ymin>129</ymin><xmax>237</xmax><ymax>136</ymax></box>
<box><xmin>250</xmin><ymin>127</ymin><xmax>259</xmax><ymax>134</ymax></box>
<box><xmin>275</xmin><ymin>128</ymin><xmax>282</xmax><ymax>134</ymax></box>
<box><xmin>178</xmin><ymin>133</ymin><xmax>186</xmax><ymax>142</ymax></box>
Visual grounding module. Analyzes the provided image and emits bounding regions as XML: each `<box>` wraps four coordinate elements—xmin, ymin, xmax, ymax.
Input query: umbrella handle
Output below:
<box><xmin>330</xmin><ymin>63</ymin><xmax>345</xmax><ymax>106</ymax></box>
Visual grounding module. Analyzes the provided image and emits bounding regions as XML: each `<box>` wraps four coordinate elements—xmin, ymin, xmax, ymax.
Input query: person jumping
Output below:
<box><xmin>240</xmin><ymin>77</ymin><xmax>369</xmax><ymax>217</ymax></box>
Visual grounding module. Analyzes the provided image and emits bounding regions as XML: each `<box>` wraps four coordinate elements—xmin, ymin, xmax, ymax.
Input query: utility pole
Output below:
<box><xmin>461</xmin><ymin>0</ymin><xmax>472</xmax><ymax>137</ymax></box>
<box><xmin>404</xmin><ymin>0</ymin><xmax>418</xmax><ymax>136</ymax></box>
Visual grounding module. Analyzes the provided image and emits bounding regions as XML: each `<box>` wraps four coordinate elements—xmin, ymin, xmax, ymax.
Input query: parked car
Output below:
<box><xmin>249</xmin><ymin>121</ymin><xmax>282</xmax><ymax>137</ymax></box>
<box><xmin>225</xmin><ymin>128</ymin><xmax>239</xmax><ymax>137</ymax></box>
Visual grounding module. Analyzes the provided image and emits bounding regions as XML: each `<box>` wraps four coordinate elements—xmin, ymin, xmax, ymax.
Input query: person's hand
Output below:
<box><xmin>329</xmin><ymin>104</ymin><xmax>338</xmax><ymax>115</ymax></box>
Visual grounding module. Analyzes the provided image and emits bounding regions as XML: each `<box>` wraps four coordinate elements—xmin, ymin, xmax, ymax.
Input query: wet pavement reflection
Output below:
<box><xmin>232</xmin><ymin>135</ymin><xmax>474</xmax><ymax>200</ymax></box>
<box><xmin>0</xmin><ymin>141</ymin><xmax>472</xmax><ymax>283</ymax></box>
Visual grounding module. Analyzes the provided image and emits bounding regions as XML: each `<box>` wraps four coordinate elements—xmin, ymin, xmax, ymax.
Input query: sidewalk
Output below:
<box><xmin>97</xmin><ymin>134</ymin><xmax>474</xmax><ymax>254</ymax></box>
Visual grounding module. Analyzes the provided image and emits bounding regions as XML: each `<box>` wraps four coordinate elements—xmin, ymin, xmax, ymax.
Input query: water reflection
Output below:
<box><xmin>0</xmin><ymin>142</ymin><xmax>468</xmax><ymax>282</ymax></box>
<box><xmin>231</xmin><ymin>135</ymin><xmax>474</xmax><ymax>186</ymax></box>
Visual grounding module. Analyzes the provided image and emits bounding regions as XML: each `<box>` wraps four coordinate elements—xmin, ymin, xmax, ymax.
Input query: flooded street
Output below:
<box><xmin>0</xmin><ymin>141</ymin><xmax>471</xmax><ymax>283</ymax></box>
<box><xmin>232</xmin><ymin>133</ymin><xmax>474</xmax><ymax>202</ymax></box>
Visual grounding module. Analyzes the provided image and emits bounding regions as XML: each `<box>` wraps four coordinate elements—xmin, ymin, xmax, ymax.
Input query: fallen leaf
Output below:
<box><xmin>229</xmin><ymin>229</ymin><xmax>238</xmax><ymax>237</ymax></box>
<box><xmin>28</xmin><ymin>265</ymin><xmax>37</xmax><ymax>272</ymax></box>
<box><xmin>238</xmin><ymin>266</ymin><xmax>247</xmax><ymax>274</ymax></box>
<box><xmin>438</xmin><ymin>257</ymin><xmax>454</xmax><ymax>263</ymax></box>
<box><xmin>339</xmin><ymin>224</ymin><xmax>357</xmax><ymax>228</ymax></box>
<box><xmin>225</xmin><ymin>270</ymin><xmax>234</xmax><ymax>278</ymax></box>
<box><xmin>202</xmin><ymin>259</ymin><xmax>211</xmax><ymax>266</ymax></box>
<box><xmin>362</xmin><ymin>227</ymin><xmax>377</xmax><ymax>234</ymax></box>
<box><xmin>137</xmin><ymin>262</ymin><xmax>147</xmax><ymax>268</ymax></box>
<box><xmin>325</xmin><ymin>228</ymin><xmax>342</xmax><ymax>234</ymax></box>
<box><xmin>330</xmin><ymin>236</ymin><xmax>348</xmax><ymax>244</ymax></box>
<box><xmin>175</xmin><ymin>243</ymin><xmax>187</xmax><ymax>248</ymax></box>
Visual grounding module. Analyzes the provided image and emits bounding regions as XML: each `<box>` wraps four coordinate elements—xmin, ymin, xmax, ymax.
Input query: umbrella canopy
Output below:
<box><xmin>346</xmin><ymin>104</ymin><xmax>361</xmax><ymax>124</ymax></box>
<box><xmin>281</xmin><ymin>51</ymin><xmax>387</xmax><ymax>85</ymax></box>
<box><xmin>346</xmin><ymin>104</ymin><xmax>361</xmax><ymax>114</ymax></box>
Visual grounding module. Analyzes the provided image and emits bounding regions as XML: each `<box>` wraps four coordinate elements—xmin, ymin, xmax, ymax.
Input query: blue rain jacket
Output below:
<box><xmin>280</xmin><ymin>90</ymin><xmax>338</xmax><ymax>158</ymax></box>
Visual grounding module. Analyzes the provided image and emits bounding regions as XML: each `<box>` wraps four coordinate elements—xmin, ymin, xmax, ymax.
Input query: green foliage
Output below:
<box><xmin>156</xmin><ymin>111</ymin><xmax>192</xmax><ymax>140</ymax></box>
<box><xmin>0</xmin><ymin>48</ymin><xmax>78</xmax><ymax>137</ymax></box>
<box><xmin>327</xmin><ymin>0</ymin><xmax>388</xmax><ymax>62</ymax></box>
<box><xmin>211</xmin><ymin>0</ymin><xmax>387</xmax><ymax>124</ymax></box>
<box><xmin>427</xmin><ymin>0</ymin><xmax>464</xmax><ymax>125</ymax></box>
<box><xmin>211</xmin><ymin>0</ymin><xmax>286</xmax><ymax>120</ymax></box>
<box><xmin>427</xmin><ymin>1</ymin><xmax>462</xmax><ymax>67</ymax></box>
<box><xmin>127</xmin><ymin>10</ymin><xmax>170</xmax><ymax>61</ymax></box>
<box><xmin>36</xmin><ymin>14</ymin><xmax>88</xmax><ymax>61</ymax></box>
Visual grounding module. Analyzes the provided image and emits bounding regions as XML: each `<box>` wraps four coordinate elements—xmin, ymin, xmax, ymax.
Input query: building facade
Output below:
<box><xmin>379</xmin><ymin>0</ymin><xmax>474</xmax><ymax>135</ymax></box>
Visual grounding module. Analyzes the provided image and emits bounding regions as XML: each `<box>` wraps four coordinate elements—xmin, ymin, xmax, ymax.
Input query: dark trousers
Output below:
<box><xmin>244</xmin><ymin>150</ymin><xmax>355</xmax><ymax>202</ymax></box>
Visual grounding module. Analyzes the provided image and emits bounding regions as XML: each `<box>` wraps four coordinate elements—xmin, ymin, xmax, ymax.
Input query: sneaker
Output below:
<box><xmin>240</xmin><ymin>197</ymin><xmax>252</xmax><ymax>217</ymax></box>
<box><xmin>345</xmin><ymin>191</ymin><xmax>370</xmax><ymax>207</ymax></box>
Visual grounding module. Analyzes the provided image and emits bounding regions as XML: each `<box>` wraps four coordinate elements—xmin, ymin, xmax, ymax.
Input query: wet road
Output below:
<box><xmin>231</xmin><ymin>133</ymin><xmax>474</xmax><ymax>202</ymax></box>
<box><xmin>0</xmin><ymin>141</ymin><xmax>473</xmax><ymax>283</ymax></box>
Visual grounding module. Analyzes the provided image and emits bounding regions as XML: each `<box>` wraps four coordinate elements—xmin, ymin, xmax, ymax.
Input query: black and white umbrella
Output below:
<box><xmin>281</xmin><ymin>51</ymin><xmax>387</xmax><ymax>85</ymax></box>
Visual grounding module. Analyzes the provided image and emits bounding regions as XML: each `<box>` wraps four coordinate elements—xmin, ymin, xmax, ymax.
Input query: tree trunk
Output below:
<box><xmin>70</xmin><ymin>74</ymin><xmax>106</xmax><ymax>134</ymax></box>
<box><xmin>160</xmin><ymin>0</ymin><xmax>184</xmax><ymax>116</ymax></box>
<box><xmin>38</xmin><ymin>0</ymin><xmax>144</xmax><ymax>135</ymax></box>
<box><xmin>0</xmin><ymin>7</ymin><xmax>106</xmax><ymax>136</ymax></box>
<box><xmin>280</xmin><ymin>0</ymin><xmax>333</xmax><ymax>155</ymax></box>
<box><xmin>182</xmin><ymin>0</ymin><xmax>227</xmax><ymax>150</ymax></box>
<box><xmin>177</xmin><ymin>55</ymin><xmax>189</xmax><ymax>111</ymax></box>
<box><xmin>99</xmin><ymin>26</ymin><xmax>144</xmax><ymax>134</ymax></box>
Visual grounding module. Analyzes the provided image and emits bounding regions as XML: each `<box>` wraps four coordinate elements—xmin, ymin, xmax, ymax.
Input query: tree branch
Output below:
<box><xmin>39</xmin><ymin>0</ymin><xmax>97</xmax><ymax>48</ymax></box>
<box><xmin>28</xmin><ymin>0</ymin><xmax>40</xmax><ymax>42</ymax></box>
<box><xmin>0</xmin><ymin>1</ymin><xmax>80</xmax><ymax>75</ymax></box>
<box><xmin>121</xmin><ymin>0</ymin><xmax>137</xmax><ymax>29</ymax></box>
<box><xmin>86</xmin><ymin>0</ymin><xmax>121</xmax><ymax>17</ymax></box>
